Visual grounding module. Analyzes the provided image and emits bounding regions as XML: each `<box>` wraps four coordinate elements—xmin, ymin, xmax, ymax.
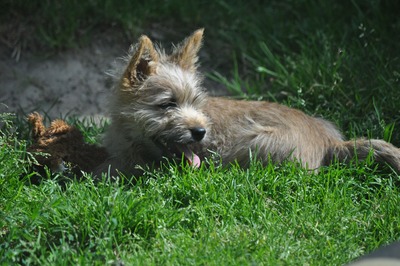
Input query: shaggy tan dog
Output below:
<box><xmin>98</xmin><ymin>29</ymin><xmax>400</xmax><ymax>176</ymax></box>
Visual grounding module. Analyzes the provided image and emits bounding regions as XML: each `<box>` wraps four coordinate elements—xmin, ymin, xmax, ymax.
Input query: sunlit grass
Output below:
<box><xmin>1</xmin><ymin>0</ymin><xmax>400</xmax><ymax>264</ymax></box>
<box><xmin>1</xmin><ymin>121</ymin><xmax>400</xmax><ymax>264</ymax></box>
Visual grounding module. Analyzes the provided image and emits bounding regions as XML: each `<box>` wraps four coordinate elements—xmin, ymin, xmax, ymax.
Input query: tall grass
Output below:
<box><xmin>1</xmin><ymin>0</ymin><xmax>400</xmax><ymax>264</ymax></box>
<box><xmin>2</xmin><ymin>116</ymin><xmax>400</xmax><ymax>264</ymax></box>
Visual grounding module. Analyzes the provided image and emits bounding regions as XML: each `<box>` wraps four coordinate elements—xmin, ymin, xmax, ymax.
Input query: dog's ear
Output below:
<box><xmin>27</xmin><ymin>112</ymin><xmax>46</xmax><ymax>140</ymax></box>
<box><xmin>170</xmin><ymin>28</ymin><xmax>204</xmax><ymax>72</ymax></box>
<box><xmin>122</xmin><ymin>35</ymin><xmax>159</xmax><ymax>88</ymax></box>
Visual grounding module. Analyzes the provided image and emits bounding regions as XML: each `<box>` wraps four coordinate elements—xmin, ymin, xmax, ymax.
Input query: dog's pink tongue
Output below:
<box><xmin>175</xmin><ymin>144</ymin><xmax>201</xmax><ymax>168</ymax></box>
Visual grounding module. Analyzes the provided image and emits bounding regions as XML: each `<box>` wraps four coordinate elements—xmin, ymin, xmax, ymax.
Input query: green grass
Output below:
<box><xmin>2</xmin><ymin>0</ymin><xmax>400</xmax><ymax>265</ymax></box>
<box><xmin>1</xmin><ymin>117</ymin><xmax>400</xmax><ymax>264</ymax></box>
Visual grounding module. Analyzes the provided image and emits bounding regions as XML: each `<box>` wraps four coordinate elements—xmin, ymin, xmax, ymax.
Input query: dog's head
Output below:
<box><xmin>112</xmin><ymin>29</ymin><xmax>209</xmax><ymax>167</ymax></box>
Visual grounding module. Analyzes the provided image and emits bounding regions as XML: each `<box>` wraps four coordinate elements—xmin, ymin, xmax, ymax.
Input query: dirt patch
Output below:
<box><xmin>1</xmin><ymin>30</ymin><xmax>128</xmax><ymax>120</ymax></box>
<box><xmin>0</xmin><ymin>29</ymin><xmax>227</xmax><ymax>120</ymax></box>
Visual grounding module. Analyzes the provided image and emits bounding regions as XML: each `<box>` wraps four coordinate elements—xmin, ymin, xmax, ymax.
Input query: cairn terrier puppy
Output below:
<box><xmin>100</xmin><ymin>29</ymin><xmax>400</xmax><ymax>176</ymax></box>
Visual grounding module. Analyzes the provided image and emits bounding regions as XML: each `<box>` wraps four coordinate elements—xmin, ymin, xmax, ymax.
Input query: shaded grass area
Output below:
<box><xmin>1</xmin><ymin>0</ymin><xmax>400</xmax><ymax>264</ymax></box>
<box><xmin>3</xmin><ymin>0</ymin><xmax>399</xmax><ymax>142</ymax></box>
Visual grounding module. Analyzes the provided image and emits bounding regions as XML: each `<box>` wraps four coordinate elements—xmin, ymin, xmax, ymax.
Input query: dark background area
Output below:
<box><xmin>1</xmin><ymin>0</ymin><xmax>399</xmax><ymax>144</ymax></box>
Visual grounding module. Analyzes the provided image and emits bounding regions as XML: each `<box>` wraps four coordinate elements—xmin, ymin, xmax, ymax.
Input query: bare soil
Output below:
<box><xmin>0</xmin><ymin>29</ymin><xmax>226</xmax><ymax>121</ymax></box>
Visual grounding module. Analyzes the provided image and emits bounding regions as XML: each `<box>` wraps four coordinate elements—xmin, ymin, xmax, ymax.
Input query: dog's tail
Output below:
<box><xmin>324</xmin><ymin>139</ymin><xmax>400</xmax><ymax>173</ymax></box>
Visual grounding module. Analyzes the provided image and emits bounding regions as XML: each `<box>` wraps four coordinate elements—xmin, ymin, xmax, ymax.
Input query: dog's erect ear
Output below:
<box><xmin>122</xmin><ymin>35</ymin><xmax>159</xmax><ymax>88</ymax></box>
<box><xmin>27</xmin><ymin>112</ymin><xmax>45</xmax><ymax>139</ymax></box>
<box><xmin>170</xmin><ymin>28</ymin><xmax>204</xmax><ymax>72</ymax></box>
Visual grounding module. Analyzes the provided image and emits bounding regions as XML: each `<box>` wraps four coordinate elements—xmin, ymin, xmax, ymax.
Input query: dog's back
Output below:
<box><xmin>201</xmin><ymin>97</ymin><xmax>400</xmax><ymax>172</ymax></box>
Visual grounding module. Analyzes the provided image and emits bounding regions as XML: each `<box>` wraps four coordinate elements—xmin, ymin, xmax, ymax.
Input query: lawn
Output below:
<box><xmin>1</xmin><ymin>0</ymin><xmax>400</xmax><ymax>265</ymax></box>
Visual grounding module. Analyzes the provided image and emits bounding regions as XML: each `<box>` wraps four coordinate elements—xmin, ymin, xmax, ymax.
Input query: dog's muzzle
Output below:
<box><xmin>154</xmin><ymin>126</ymin><xmax>206</xmax><ymax>168</ymax></box>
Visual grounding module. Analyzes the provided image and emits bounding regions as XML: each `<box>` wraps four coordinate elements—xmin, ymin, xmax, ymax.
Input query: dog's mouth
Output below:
<box><xmin>156</xmin><ymin>140</ymin><xmax>201</xmax><ymax>168</ymax></box>
<box><xmin>174</xmin><ymin>143</ymin><xmax>201</xmax><ymax>168</ymax></box>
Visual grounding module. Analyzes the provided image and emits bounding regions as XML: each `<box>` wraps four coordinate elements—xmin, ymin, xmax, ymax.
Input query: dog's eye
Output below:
<box><xmin>159</xmin><ymin>101</ymin><xmax>178</xmax><ymax>110</ymax></box>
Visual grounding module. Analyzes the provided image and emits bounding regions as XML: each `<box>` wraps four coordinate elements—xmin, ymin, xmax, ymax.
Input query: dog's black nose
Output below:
<box><xmin>190</xmin><ymin>127</ymin><xmax>206</xmax><ymax>141</ymax></box>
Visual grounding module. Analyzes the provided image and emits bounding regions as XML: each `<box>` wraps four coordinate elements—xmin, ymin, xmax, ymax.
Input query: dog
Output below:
<box><xmin>27</xmin><ymin>112</ymin><xmax>108</xmax><ymax>179</ymax></box>
<box><xmin>99</xmin><ymin>28</ymin><xmax>400</xmax><ymax>176</ymax></box>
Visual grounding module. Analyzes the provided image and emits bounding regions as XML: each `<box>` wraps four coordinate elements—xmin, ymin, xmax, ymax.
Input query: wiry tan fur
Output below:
<box><xmin>99</xmin><ymin>29</ymin><xmax>400</xmax><ymax>176</ymax></box>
